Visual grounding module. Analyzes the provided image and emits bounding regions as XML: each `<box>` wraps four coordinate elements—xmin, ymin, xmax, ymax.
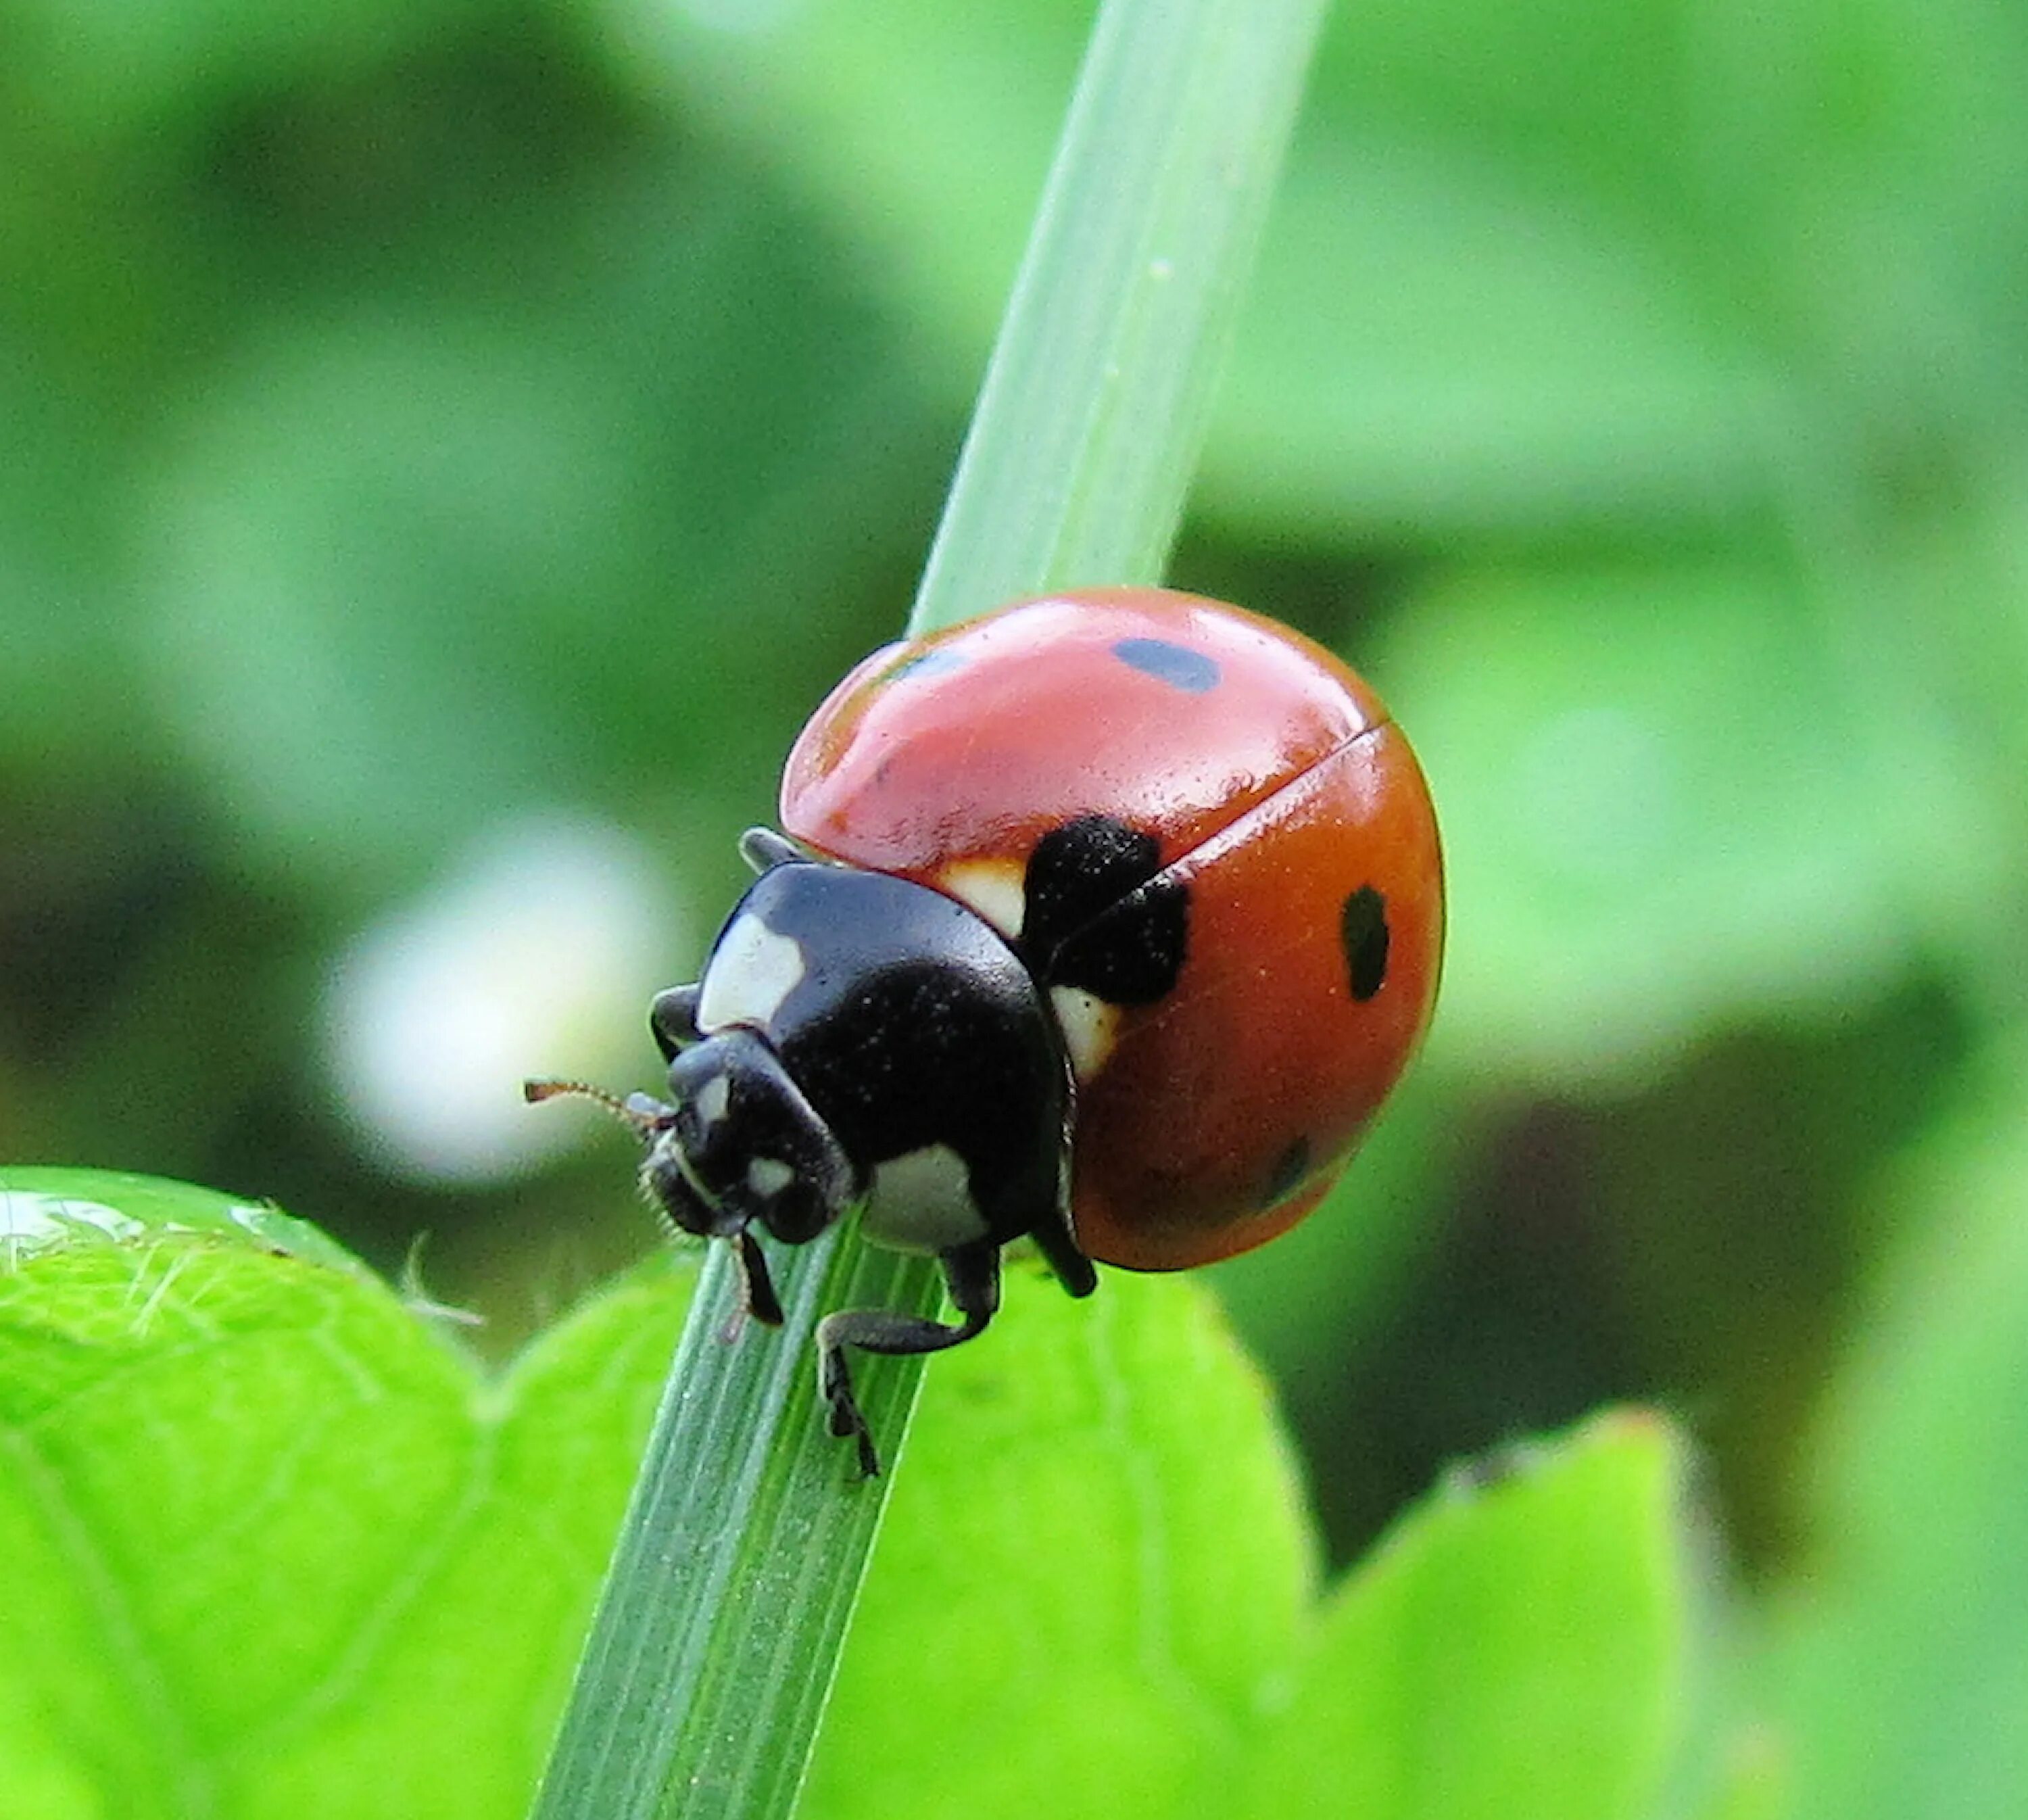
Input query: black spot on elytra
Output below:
<box><xmin>1021</xmin><ymin>815</ymin><xmax>1188</xmax><ymax>1005</ymax></box>
<box><xmin>1111</xmin><ymin>637</ymin><xmax>1220</xmax><ymax>694</ymax></box>
<box><xmin>1261</xmin><ymin>1134</ymin><xmax>1312</xmax><ymax>1209</ymax></box>
<box><xmin>1341</xmin><ymin>885</ymin><xmax>1389</xmax><ymax>1001</ymax></box>
<box><xmin>1022</xmin><ymin>817</ymin><xmax>1161</xmax><ymax>961</ymax></box>
<box><xmin>1052</xmin><ymin>879</ymin><xmax>1189</xmax><ymax>1005</ymax></box>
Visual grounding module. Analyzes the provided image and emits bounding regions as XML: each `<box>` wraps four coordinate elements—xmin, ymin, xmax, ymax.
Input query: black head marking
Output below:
<box><xmin>1261</xmin><ymin>1134</ymin><xmax>1312</xmax><ymax>1210</ymax></box>
<box><xmin>1021</xmin><ymin>815</ymin><xmax>1188</xmax><ymax>1003</ymax></box>
<box><xmin>1111</xmin><ymin>637</ymin><xmax>1220</xmax><ymax>694</ymax></box>
<box><xmin>1341</xmin><ymin>885</ymin><xmax>1390</xmax><ymax>1001</ymax></box>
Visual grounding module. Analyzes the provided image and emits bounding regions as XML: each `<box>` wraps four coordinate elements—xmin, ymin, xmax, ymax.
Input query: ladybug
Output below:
<box><xmin>531</xmin><ymin>589</ymin><xmax>1442</xmax><ymax>1474</ymax></box>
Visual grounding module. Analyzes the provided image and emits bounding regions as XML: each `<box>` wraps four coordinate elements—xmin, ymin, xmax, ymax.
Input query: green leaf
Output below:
<box><xmin>804</xmin><ymin>1269</ymin><xmax>1316</xmax><ymax>1820</ymax></box>
<box><xmin>8</xmin><ymin>0</ymin><xmax>493</xmax><ymax>139</ymax></box>
<box><xmin>1377</xmin><ymin>553</ymin><xmax>1911</xmax><ymax>1086</ymax></box>
<box><xmin>0</xmin><ymin>340</ymin><xmax>146</xmax><ymax>777</ymax></box>
<box><xmin>1</xmin><ymin>1168</ymin><xmax>364</xmax><ymax>1272</ymax></box>
<box><xmin>1856</xmin><ymin>472</ymin><xmax>2028</xmax><ymax>1015</ymax></box>
<box><xmin>0</xmin><ymin>1169</ymin><xmax>693</xmax><ymax>1820</ymax></box>
<box><xmin>1761</xmin><ymin>1084</ymin><xmax>2028</xmax><ymax>1820</ymax></box>
<box><xmin>137</xmin><ymin>155</ymin><xmax>926</xmax><ymax>883</ymax></box>
<box><xmin>1235</xmin><ymin>1411</ymin><xmax>1693</xmax><ymax>1820</ymax></box>
<box><xmin>601</xmin><ymin>0</ymin><xmax>1090</xmax><ymax>381</ymax></box>
<box><xmin>1205</xmin><ymin>139</ymin><xmax>1784</xmax><ymax>535</ymax></box>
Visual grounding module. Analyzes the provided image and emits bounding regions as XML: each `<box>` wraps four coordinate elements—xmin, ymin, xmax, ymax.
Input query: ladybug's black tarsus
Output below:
<box><xmin>817</xmin><ymin>1239</ymin><xmax>1002</xmax><ymax>1477</ymax></box>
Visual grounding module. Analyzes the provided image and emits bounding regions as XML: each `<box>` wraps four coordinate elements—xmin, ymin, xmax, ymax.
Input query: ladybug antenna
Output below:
<box><xmin>523</xmin><ymin>1078</ymin><xmax>671</xmax><ymax>1141</ymax></box>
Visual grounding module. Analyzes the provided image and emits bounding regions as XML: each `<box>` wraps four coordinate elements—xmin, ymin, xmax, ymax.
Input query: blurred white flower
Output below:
<box><xmin>324</xmin><ymin>813</ymin><xmax>686</xmax><ymax>1184</ymax></box>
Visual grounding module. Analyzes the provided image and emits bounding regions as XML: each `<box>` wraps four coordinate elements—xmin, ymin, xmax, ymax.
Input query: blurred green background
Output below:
<box><xmin>3</xmin><ymin>0</ymin><xmax>2025</xmax><ymax>1715</ymax></box>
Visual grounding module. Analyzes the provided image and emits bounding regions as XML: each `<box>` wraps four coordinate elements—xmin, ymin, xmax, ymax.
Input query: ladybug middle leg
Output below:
<box><xmin>1026</xmin><ymin>1169</ymin><xmax>1098</xmax><ymax>1300</ymax></box>
<box><xmin>816</xmin><ymin>1239</ymin><xmax>1001</xmax><ymax>1477</ymax></box>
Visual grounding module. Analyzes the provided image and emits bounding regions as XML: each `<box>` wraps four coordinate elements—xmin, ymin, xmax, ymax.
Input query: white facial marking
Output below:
<box><xmin>936</xmin><ymin>859</ymin><xmax>1027</xmax><ymax>940</ymax></box>
<box><xmin>745</xmin><ymin>1155</ymin><xmax>795</xmax><ymax>1197</ymax></box>
<box><xmin>695</xmin><ymin>1073</ymin><xmax>731</xmax><ymax>1127</ymax></box>
<box><xmin>1050</xmin><ymin>986</ymin><xmax>1121</xmax><ymax>1082</ymax></box>
<box><xmin>858</xmin><ymin>1145</ymin><xmax>988</xmax><ymax>1255</ymax></box>
<box><xmin>696</xmin><ymin>913</ymin><xmax>806</xmax><ymax>1032</ymax></box>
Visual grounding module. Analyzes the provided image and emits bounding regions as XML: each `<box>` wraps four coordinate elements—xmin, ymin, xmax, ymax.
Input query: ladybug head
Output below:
<box><xmin>525</xmin><ymin>1026</ymin><xmax>858</xmax><ymax>1253</ymax></box>
<box><xmin>642</xmin><ymin>1028</ymin><xmax>858</xmax><ymax>1247</ymax></box>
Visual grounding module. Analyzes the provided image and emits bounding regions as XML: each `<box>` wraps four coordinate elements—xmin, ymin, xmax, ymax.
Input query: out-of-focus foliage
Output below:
<box><xmin>2</xmin><ymin>0</ymin><xmax>2025</xmax><ymax>1813</ymax></box>
<box><xmin>1762</xmin><ymin>1076</ymin><xmax>2028</xmax><ymax>1820</ymax></box>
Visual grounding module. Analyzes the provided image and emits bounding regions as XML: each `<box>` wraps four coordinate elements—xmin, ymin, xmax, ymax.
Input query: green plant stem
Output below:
<box><xmin>531</xmin><ymin>2</ymin><xmax>1328</xmax><ymax>1817</ymax></box>
<box><xmin>529</xmin><ymin>1232</ymin><xmax>930</xmax><ymax>1820</ymax></box>
<box><xmin>915</xmin><ymin>0</ymin><xmax>1330</xmax><ymax>634</ymax></box>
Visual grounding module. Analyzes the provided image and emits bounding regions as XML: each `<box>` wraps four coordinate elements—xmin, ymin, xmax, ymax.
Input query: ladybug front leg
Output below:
<box><xmin>815</xmin><ymin>1239</ymin><xmax>1000</xmax><ymax>1477</ymax></box>
<box><xmin>733</xmin><ymin>1228</ymin><xmax>786</xmax><ymax>1327</ymax></box>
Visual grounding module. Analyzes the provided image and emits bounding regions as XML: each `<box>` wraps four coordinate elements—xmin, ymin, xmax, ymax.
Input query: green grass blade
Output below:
<box><xmin>915</xmin><ymin>0</ymin><xmax>1330</xmax><ymax>633</ymax></box>
<box><xmin>531</xmin><ymin>2</ymin><xmax>1328</xmax><ymax>1816</ymax></box>
<box><xmin>530</xmin><ymin>1232</ymin><xmax>930</xmax><ymax>1820</ymax></box>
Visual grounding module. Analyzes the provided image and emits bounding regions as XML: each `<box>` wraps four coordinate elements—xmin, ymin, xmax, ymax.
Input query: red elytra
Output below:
<box><xmin>781</xmin><ymin>588</ymin><xmax>1443</xmax><ymax>1272</ymax></box>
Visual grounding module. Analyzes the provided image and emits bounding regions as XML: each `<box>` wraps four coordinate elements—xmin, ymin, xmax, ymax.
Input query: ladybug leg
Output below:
<box><xmin>649</xmin><ymin>984</ymin><xmax>702</xmax><ymax>1060</ymax></box>
<box><xmin>732</xmin><ymin>1228</ymin><xmax>785</xmax><ymax>1327</ymax></box>
<box><xmin>815</xmin><ymin>1240</ymin><xmax>1001</xmax><ymax>1477</ymax></box>
<box><xmin>738</xmin><ymin>827</ymin><xmax>802</xmax><ymax>873</ymax></box>
<box><xmin>1028</xmin><ymin>1174</ymin><xmax>1097</xmax><ymax>1298</ymax></box>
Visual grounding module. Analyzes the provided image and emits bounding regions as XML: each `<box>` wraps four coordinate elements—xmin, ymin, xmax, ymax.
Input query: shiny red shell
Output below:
<box><xmin>780</xmin><ymin>588</ymin><xmax>1443</xmax><ymax>1272</ymax></box>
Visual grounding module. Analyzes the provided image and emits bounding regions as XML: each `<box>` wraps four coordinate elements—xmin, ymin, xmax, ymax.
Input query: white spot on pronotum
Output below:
<box><xmin>1050</xmin><ymin>986</ymin><xmax>1121</xmax><ymax>1082</ymax></box>
<box><xmin>936</xmin><ymin>858</ymin><xmax>1027</xmax><ymax>939</ymax></box>
<box><xmin>858</xmin><ymin>1145</ymin><xmax>987</xmax><ymax>1255</ymax></box>
<box><xmin>746</xmin><ymin>1155</ymin><xmax>795</xmax><ymax>1197</ymax></box>
<box><xmin>697</xmin><ymin>914</ymin><xmax>806</xmax><ymax>1032</ymax></box>
<box><xmin>695</xmin><ymin>1073</ymin><xmax>731</xmax><ymax>1128</ymax></box>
